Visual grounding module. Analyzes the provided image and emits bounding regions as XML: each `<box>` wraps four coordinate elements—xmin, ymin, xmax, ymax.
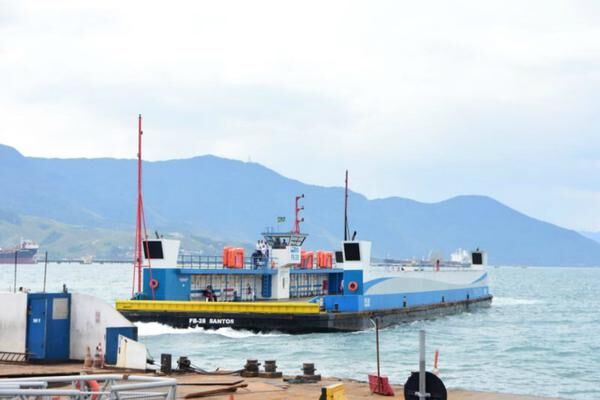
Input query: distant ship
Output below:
<box><xmin>0</xmin><ymin>240</ymin><xmax>39</xmax><ymax>264</ymax></box>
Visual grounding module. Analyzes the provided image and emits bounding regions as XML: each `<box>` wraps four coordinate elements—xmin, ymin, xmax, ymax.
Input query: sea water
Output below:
<box><xmin>1</xmin><ymin>264</ymin><xmax>598</xmax><ymax>399</ymax></box>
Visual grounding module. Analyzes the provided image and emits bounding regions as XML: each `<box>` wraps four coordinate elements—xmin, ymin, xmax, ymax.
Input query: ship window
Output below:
<box><xmin>344</xmin><ymin>243</ymin><xmax>361</xmax><ymax>261</ymax></box>
<box><xmin>472</xmin><ymin>252</ymin><xmax>483</xmax><ymax>265</ymax></box>
<box><xmin>335</xmin><ymin>251</ymin><xmax>344</xmax><ymax>263</ymax></box>
<box><xmin>143</xmin><ymin>240</ymin><xmax>164</xmax><ymax>259</ymax></box>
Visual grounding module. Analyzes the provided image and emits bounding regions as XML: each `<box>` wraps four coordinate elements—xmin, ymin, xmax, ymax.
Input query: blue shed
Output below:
<box><xmin>26</xmin><ymin>293</ymin><xmax>71</xmax><ymax>361</ymax></box>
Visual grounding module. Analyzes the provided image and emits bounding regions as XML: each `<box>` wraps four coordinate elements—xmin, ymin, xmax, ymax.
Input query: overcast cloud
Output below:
<box><xmin>1</xmin><ymin>1</ymin><xmax>600</xmax><ymax>230</ymax></box>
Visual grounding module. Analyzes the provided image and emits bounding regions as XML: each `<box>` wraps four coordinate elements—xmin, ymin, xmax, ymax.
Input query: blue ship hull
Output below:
<box><xmin>118</xmin><ymin>267</ymin><xmax>492</xmax><ymax>333</ymax></box>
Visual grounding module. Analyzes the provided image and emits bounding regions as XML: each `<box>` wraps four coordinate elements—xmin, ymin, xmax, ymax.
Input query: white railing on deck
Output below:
<box><xmin>371</xmin><ymin>261</ymin><xmax>475</xmax><ymax>272</ymax></box>
<box><xmin>0</xmin><ymin>374</ymin><xmax>177</xmax><ymax>400</ymax></box>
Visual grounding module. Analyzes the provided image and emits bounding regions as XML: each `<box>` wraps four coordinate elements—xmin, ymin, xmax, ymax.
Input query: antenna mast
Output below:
<box><xmin>344</xmin><ymin>170</ymin><xmax>350</xmax><ymax>240</ymax></box>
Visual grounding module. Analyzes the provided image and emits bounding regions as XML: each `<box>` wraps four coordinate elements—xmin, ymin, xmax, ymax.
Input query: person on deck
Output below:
<box><xmin>246</xmin><ymin>283</ymin><xmax>255</xmax><ymax>301</ymax></box>
<box><xmin>260</xmin><ymin>240</ymin><xmax>269</xmax><ymax>261</ymax></box>
<box><xmin>256</xmin><ymin>240</ymin><xmax>263</xmax><ymax>256</ymax></box>
<box><xmin>251</xmin><ymin>250</ymin><xmax>261</xmax><ymax>269</ymax></box>
<box><xmin>204</xmin><ymin>285</ymin><xmax>216</xmax><ymax>302</ymax></box>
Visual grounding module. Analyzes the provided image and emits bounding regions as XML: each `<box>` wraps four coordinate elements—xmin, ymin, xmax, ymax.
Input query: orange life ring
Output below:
<box><xmin>76</xmin><ymin>380</ymin><xmax>101</xmax><ymax>400</ymax></box>
<box><xmin>149</xmin><ymin>278</ymin><xmax>159</xmax><ymax>289</ymax></box>
<box><xmin>348</xmin><ymin>281</ymin><xmax>358</xmax><ymax>292</ymax></box>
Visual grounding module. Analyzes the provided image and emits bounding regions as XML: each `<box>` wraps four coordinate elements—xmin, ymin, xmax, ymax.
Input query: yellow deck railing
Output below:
<box><xmin>115</xmin><ymin>300</ymin><xmax>321</xmax><ymax>314</ymax></box>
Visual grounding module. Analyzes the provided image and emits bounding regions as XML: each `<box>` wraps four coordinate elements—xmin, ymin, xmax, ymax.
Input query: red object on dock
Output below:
<box><xmin>368</xmin><ymin>374</ymin><xmax>395</xmax><ymax>396</ymax></box>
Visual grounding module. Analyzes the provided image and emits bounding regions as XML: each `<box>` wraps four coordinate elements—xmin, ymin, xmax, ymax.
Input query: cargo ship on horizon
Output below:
<box><xmin>0</xmin><ymin>240</ymin><xmax>39</xmax><ymax>264</ymax></box>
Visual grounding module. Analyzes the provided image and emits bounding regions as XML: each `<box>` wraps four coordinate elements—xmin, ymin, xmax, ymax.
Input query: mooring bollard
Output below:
<box><xmin>259</xmin><ymin>360</ymin><xmax>282</xmax><ymax>378</ymax></box>
<box><xmin>303</xmin><ymin>363</ymin><xmax>316</xmax><ymax>376</ymax></box>
<box><xmin>283</xmin><ymin>362</ymin><xmax>321</xmax><ymax>383</ymax></box>
<box><xmin>241</xmin><ymin>359</ymin><xmax>260</xmax><ymax>377</ymax></box>
<box><xmin>160</xmin><ymin>354</ymin><xmax>172</xmax><ymax>375</ymax></box>
<box><xmin>264</xmin><ymin>360</ymin><xmax>277</xmax><ymax>373</ymax></box>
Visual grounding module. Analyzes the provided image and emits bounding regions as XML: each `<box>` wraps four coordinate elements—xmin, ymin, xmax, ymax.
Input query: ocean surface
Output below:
<box><xmin>1</xmin><ymin>264</ymin><xmax>598</xmax><ymax>399</ymax></box>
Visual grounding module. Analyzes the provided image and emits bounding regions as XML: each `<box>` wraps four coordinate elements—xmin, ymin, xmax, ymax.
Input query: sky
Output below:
<box><xmin>1</xmin><ymin>1</ymin><xmax>600</xmax><ymax>231</ymax></box>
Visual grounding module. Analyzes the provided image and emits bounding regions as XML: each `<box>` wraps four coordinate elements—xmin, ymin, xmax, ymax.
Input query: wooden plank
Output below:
<box><xmin>177</xmin><ymin>379</ymin><xmax>244</xmax><ymax>386</ymax></box>
<box><xmin>183</xmin><ymin>382</ymin><xmax>248</xmax><ymax>398</ymax></box>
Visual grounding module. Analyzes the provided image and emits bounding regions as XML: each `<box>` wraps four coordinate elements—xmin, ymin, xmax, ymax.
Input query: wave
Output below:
<box><xmin>200</xmin><ymin>327</ymin><xmax>290</xmax><ymax>338</ymax></box>
<box><xmin>135</xmin><ymin>322</ymin><xmax>205</xmax><ymax>336</ymax></box>
<box><xmin>135</xmin><ymin>322</ymin><xmax>289</xmax><ymax>338</ymax></box>
<box><xmin>493</xmin><ymin>297</ymin><xmax>541</xmax><ymax>306</ymax></box>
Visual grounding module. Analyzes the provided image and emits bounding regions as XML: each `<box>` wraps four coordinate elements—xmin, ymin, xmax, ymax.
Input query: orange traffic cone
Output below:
<box><xmin>83</xmin><ymin>346</ymin><xmax>93</xmax><ymax>369</ymax></box>
<box><xmin>432</xmin><ymin>349</ymin><xmax>440</xmax><ymax>376</ymax></box>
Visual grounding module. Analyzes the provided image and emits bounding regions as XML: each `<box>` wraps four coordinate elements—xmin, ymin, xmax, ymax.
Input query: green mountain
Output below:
<box><xmin>0</xmin><ymin>210</ymin><xmax>243</xmax><ymax>260</ymax></box>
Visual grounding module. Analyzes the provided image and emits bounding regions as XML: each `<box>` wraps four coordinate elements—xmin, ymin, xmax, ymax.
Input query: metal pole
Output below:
<box><xmin>344</xmin><ymin>170</ymin><xmax>348</xmax><ymax>241</ymax></box>
<box><xmin>375</xmin><ymin>317</ymin><xmax>381</xmax><ymax>392</ymax></box>
<box><xmin>417</xmin><ymin>329</ymin><xmax>430</xmax><ymax>398</ymax></box>
<box><xmin>137</xmin><ymin>114</ymin><xmax>143</xmax><ymax>294</ymax></box>
<box><xmin>42</xmin><ymin>251</ymin><xmax>48</xmax><ymax>292</ymax></box>
<box><xmin>13</xmin><ymin>251</ymin><xmax>17</xmax><ymax>293</ymax></box>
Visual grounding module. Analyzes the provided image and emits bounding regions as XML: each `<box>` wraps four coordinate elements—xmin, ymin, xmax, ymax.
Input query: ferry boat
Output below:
<box><xmin>0</xmin><ymin>240</ymin><xmax>39</xmax><ymax>264</ymax></box>
<box><xmin>116</xmin><ymin>226</ymin><xmax>491</xmax><ymax>333</ymax></box>
<box><xmin>115</xmin><ymin>116</ymin><xmax>492</xmax><ymax>333</ymax></box>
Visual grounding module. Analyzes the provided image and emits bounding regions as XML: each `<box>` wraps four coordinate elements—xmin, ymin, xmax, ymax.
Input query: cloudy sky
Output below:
<box><xmin>1</xmin><ymin>1</ymin><xmax>600</xmax><ymax>231</ymax></box>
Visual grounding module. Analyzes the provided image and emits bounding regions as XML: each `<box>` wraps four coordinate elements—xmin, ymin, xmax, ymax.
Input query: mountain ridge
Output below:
<box><xmin>1</xmin><ymin>143</ymin><xmax>598</xmax><ymax>266</ymax></box>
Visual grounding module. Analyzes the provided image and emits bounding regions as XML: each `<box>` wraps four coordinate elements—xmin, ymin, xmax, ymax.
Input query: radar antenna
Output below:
<box><xmin>344</xmin><ymin>170</ymin><xmax>351</xmax><ymax>240</ymax></box>
<box><xmin>293</xmin><ymin>194</ymin><xmax>305</xmax><ymax>234</ymax></box>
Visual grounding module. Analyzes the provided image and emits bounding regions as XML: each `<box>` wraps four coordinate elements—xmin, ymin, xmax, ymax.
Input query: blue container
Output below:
<box><xmin>26</xmin><ymin>293</ymin><xmax>71</xmax><ymax>361</ymax></box>
<box><xmin>105</xmin><ymin>326</ymin><xmax>138</xmax><ymax>365</ymax></box>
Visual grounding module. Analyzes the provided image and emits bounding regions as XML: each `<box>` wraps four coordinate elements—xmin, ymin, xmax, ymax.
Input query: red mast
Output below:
<box><xmin>132</xmin><ymin>114</ymin><xmax>153</xmax><ymax>297</ymax></box>
<box><xmin>293</xmin><ymin>194</ymin><xmax>304</xmax><ymax>234</ymax></box>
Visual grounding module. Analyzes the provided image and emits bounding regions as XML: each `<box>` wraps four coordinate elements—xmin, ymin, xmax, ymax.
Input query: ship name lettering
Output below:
<box><xmin>209</xmin><ymin>318</ymin><xmax>234</xmax><ymax>325</ymax></box>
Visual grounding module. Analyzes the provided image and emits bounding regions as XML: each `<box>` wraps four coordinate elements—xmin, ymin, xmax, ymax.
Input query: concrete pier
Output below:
<box><xmin>0</xmin><ymin>362</ymin><xmax>557</xmax><ymax>399</ymax></box>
